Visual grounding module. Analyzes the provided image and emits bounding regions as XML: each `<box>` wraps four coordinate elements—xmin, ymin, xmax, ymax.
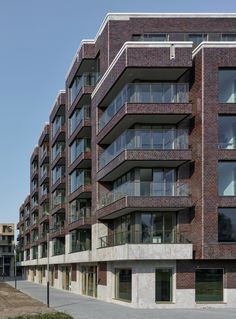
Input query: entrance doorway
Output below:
<box><xmin>82</xmin><ymin>266</ymin><xmax>97</xmax><ymax>297</ymax></box>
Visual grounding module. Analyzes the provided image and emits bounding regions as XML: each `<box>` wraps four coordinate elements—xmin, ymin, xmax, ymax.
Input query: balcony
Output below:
<box><xmin>98</xmin><ymin>181</ymin><xmax>191</xmax><ymax>219</ymax></box>
<box><xmin>52</xmin><ymin>192</ymin><xmax>65</xmax><ymax>215</ymax></box>
<box><xmin>98</xmin><ymin>128</ymin><xmax>191</xmax><ymax>181</ymax></box>
<box><xmin>70</xmin><ymin>72</ymin><xmax>99</xmax><ymax>107</ymax></box>
<box><xmin>99</xmin><ymin>230</ymin><xmax>190</xmax><ymax>248</ymax></box>
<box><xmin>68</xmin><ymin>207</ymin><xmax>92</xmax><ymax>231</ymax></box>
<box><xmin>39</xmin><ymin>147</ymin><xmax>49</xmax><ymax>165</ymax></box>
<box><xmin>51</xmin><ymin>143</ymin><xmax>65</xmax><ymax>168</ymax></box>
<box><xmin>99</xmin><ymin>83</ymin><xmax>189</xmax><ymax>132</ymax></box>
<box><xmin>70</xmin><ymin>105</ymin><xmax>91</xmax><ymax>135</ymax></box>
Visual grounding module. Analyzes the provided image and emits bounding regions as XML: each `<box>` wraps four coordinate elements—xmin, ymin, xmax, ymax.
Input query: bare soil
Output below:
<box><xmin>0</xmin><ymin>283</ymin><xmax>54</xmax><ymax>318</ymax></box>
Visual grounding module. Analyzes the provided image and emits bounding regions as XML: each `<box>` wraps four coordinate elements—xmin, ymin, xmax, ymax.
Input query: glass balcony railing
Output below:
<box><xmin>40</xmin><ymin>146</ymin><xmax>49</xmax><ymax>159</ymax></box>
<box><xmin>69</xmin><ymin>207</ymin><xmax>91</xmax><ymax>223</ymax></box>
<box><xmin>70</xmin><ymin>138</ymin><xmax>91</xmax><ymax>164</ymax></box>
<box><xmin>52</xmin><ymin>142</ymin><xmax>65</xmax><ymax>161</ymax></box>
<box><xmin>52</xmin><ymin>192</ymin><xmax>65</xmax><ymax>208</ymax></box>
<box><xmin>99</xmin><ymin>181</ymin><xmax>189</xmax><ymax>208</ymax></box>
<box><xmin>99</xmin><ymin>128</ymin><xmax>189</xmax><ymax>169</ymax></box>
<box><xmin>70</xmin><ymin>72</ymin><xmax>99</xmax><ymax>105</ymax></box>
<box><xmin>99</xmin><ymin>230</ymin><xmax>190</xmax><ymax>248</ymax></box>
<box><xmin>70</xmin><ymin>169</ymin><xmax>91</xmax><ymax>193</ymax></box>
<box><xmin>70</xmin><ymin>105</ymin><xmax>91</xmax><ymax>136</ymax></box>
<box><xmin>52</xmin><ymin>115</ymin><xmax>65</xmax><ymax>137</ymax></box>
<box><xmin>52</xmin><ymin>166</ymin><xmax>65</xmax><ymax>185</ymax></box>
<box><xmin>99</xmin><ymin>83</ymin><xmax>189</xmax><ymax>131</ymax></box>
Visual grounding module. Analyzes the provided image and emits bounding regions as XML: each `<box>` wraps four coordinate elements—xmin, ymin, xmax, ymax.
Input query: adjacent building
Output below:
<box><xmin>17</xmin><ymin>13</ymin><xmax>236</xmax><ymax>308</ymax></box>
<box><xmin>0</xmin><ymin>223</ymin><xmax>14</xmax><ymax>277</ymax></box>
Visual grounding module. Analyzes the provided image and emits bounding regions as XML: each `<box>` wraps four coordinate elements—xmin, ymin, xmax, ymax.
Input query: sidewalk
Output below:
<box><xmin>6</xmin><ymin>279</ymin><xmax>236</xmax><ymax>319</ymax></box>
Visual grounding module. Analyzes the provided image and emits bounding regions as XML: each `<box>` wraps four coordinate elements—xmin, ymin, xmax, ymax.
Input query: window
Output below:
<box><xmin>218</xmin><ymin>162</ymin><xmax>236</xmax><ymax>196</ymax></box>
<box><xmin>156</xmin><ymin>268</ymin><xmax>173</xmax><ymax>302</ymax></box>
<box><xmin>219</xmin><ymin>116</ymin><xmax>236</xmax><ymax>149</ymax></box>
<box><xmin>115</xmin><ymin>269</ymin><xmax>132</xmax><ymax>302</ymax></box>
<box><xmin>218</xmin><ymin>208</ymin><xmax>236</xmax><ymax>242</ymax></box>
<box><xmin>221</xmin><ymin>34</ymin><xmax>236</xmax><ymax>41</ymax></box>
<box><xmin>187</xmin><ymin>33</ymin><xmax>208</xmax><ymax>47</ymax></box>
<box><xmin>195</xmin><ymin>269</ymin><xmax>223</xmax><ymax>302</ymax></box>
<box><xmin>219</xmin><ymin>69</ymin><xmax>236</xmax><ymax>103</ymax></box>
<box><xmin>132</xmin><ymin>33</ymin><xmax>168</xmax><ymax>41</ymax></box>
<box><xmin>141</xmin><ymin>213</ymin><xmax>175</xmax><ymax>244</ymax></box>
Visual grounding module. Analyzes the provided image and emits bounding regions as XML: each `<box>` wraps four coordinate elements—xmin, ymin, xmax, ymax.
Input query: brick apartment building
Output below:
<box><xmin>17</xmin><ymin>13</ymin><xmax>236</xmax><ymax>308</ymax></box>
<box><xmin>0</xmin><ymin>223</ymin><xmax>15</xmax><ymax>277</ymax></box>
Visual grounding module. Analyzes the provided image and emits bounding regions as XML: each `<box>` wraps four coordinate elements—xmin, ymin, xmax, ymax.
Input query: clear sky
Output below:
<box><xmin>1</xmin><ymin>0</ymin><xmax>236</xmax><ymax>226</ymax></box>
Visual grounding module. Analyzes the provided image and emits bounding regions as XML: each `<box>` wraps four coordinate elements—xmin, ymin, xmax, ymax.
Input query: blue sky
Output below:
<box><xmin>1</xmin><ymin>0</ymin><xmax>236</xmax><ymax>226</ymax></box>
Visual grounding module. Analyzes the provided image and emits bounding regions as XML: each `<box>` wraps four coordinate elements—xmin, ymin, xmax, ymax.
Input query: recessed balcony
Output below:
<box><xmin>51</xmin><ymin>143</ymin><xmax>65</xmax><ymax>169</ymax></box>
<box><xmin>97</xmin><ymin>83</ymin><xmax>192</xmax><ymax>144</ymax></box>
<box><xmin>98</xmin><ymin>128</ymin><xmax>191</xmax><ymax>181</ymax></box>
<box><xmin>98</xmin><ymin>181</ymin><xmax>191</xmax><ymax>219</ymax></box>
<box><xmin>69</xmin><ymin>72</ymin><xmax>99</xmax><ymax>107</ymax></box>
<box><xmin>68</xmin><ymin>207</ymin><xmax>92</xmax><ymax>231</ymax></box>
<box><xmin>99</xmin><ymin>83</ymin><xmax>189</xmax><ymax>131</ymax></box>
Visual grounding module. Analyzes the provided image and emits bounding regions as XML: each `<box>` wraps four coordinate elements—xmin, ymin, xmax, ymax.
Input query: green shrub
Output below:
<box><xmin>9</xmin><ymin>313</ymin><xmax>73</xmax><ymax>319</ymax></box>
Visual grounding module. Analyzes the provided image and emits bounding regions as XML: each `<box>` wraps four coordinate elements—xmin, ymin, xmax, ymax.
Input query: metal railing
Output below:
<box><xmin>99</xmin><ymin>83</ymin><xmax>189</xmax><ymax>130</ymax></box>
<box><xmin>99</xmin><ymin>230</ymin><xmax>190</xmax><ymax>248</ymax></box>
<box><xmin>99</xmin><ymin>181</ymin><xmax>189</xmax><ymax>208</ymax></box>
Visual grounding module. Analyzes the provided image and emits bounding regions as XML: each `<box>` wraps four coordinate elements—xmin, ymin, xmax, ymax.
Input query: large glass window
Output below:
<box><xmin>115</xmin><ymin>269</ymin><xmax>132</xmax><ymax>302</ymax></box>
<box><xmin>219</xmin><ymin>116</ymin><xmax>236</xmax><ymax>149</ymax></box>
<box><xmin>195</xmin><ymin>269</ymin><xmax>223</xmax><ymax>302</ymax></box>
<box><xmin>218</xmin><ymin>162</ymin><xmax>236</xmax><ymax>196</ymax></box>
<box><xmin>70</xmin><ymin>229</ymin><xmax>91</xmax><ymax>252</ymax></box>
<box><xmin>218</xmin><ymin>208</ymin><xmax>236</xmax><ymax>242</ymax></box>
<box><xmin>141</xmin><ymin>213</ymin><xmax>175</xmax><ymax>244</ymax></box>
<box><xmin>70</xmin><ymin>105</ymin><xmax>91</xmax><ymax>135</ymax></box>
<box><xmin>156</xmin><ymin>269</ymin><xmax>173</xmax><ymax>302</ymax></box>
<box><xmin>219</xmin><ymin>69</ymin><xmax>236</xmax><ymax>103</ymax></box>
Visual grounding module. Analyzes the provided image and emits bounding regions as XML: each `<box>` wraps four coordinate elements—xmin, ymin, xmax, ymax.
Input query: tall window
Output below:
<box><xmin>218</xmin><ymin>162</ymin><xmax>236</xmax><ymax>196</ymax></box>
<box><xmin>219</xmin><ymin>69</ymin><xmax>236</xmax><ymax>103</ymax></box>
<box><xmin>156</xmin><ymin>268</ymin><xmax>173</xmax><ymax>302</ymax></box>
<box><xmin>219</xmin><ymin>116</ymin><xmax>236</xmax><ymax>149</ymax></box>
<box><xmin>218</xmin><ymin>208</ymin><xmax>236</xmax><ymax>242</ymax></box>
<box><xmin>115</xmin><ymin>269</ymin><xmax>132</xmax><ymax>302</ymax></box>
<box><xmin>195</xmin><ymin>269</ymin><xmax>223</xmax><ymax>302</ymax></box>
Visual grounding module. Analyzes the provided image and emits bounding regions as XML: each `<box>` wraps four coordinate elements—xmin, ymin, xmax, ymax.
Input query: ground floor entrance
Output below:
<box><xmin>82</xmin><ymin>265</ymin><xmax>97</xmax><ymax>297</ymax></box>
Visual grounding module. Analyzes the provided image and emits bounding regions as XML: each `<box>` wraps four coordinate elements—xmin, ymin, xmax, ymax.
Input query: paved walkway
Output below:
<box><xmin>6</xmin><ymin>279</ymin><xmax>236</xmax><ymax>319</ymax></box>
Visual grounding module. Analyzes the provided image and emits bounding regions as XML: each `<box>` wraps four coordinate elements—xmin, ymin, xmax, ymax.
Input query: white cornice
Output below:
<box><xmin>193</xmin><ymin>41</ymin><xmax>236</xmax><ymax>56</ymax></box>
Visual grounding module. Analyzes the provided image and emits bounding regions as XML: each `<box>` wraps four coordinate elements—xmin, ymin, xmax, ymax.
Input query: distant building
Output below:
<box><xmin>0</xmin><ymin>223</ymin><xmax>14</xmax><ymax>277</ymax></box>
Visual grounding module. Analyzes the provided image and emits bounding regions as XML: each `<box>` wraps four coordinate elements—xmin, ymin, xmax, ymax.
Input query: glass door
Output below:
<box><xmin>156</xmin><ymin>268</ymin><xmax>173</xmax><ymax>302</ymax></box>
<box><xmin>82</xmin><ymin>266</ymin><xmax>97</xmax><ymax>297</ymax></box>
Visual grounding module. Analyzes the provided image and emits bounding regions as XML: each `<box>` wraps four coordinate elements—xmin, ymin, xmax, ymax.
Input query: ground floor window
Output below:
<box><xmin>195</xmin><ymin>269</ymin><xmax>224</xmax><ymax>302</ymax></box>
<box><xmin>156</xmin><ymin>268</ymin><xmax>173</xmax><ymax>302</ymax></box>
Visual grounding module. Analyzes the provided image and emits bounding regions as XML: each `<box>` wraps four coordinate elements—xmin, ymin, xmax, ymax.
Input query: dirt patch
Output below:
<box><xmin>0</xmin><ymin>283</ymin><xmax>55</xmax><ymax>318</ymax></box>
